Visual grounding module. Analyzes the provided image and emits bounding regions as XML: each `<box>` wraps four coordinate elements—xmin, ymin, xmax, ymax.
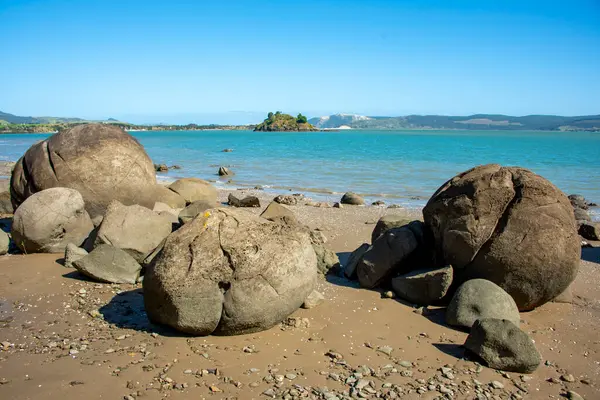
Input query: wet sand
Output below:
<box><xmin>0</xmin><ymin>189</ymin><xmax>599</xmax><ymax>399</ymax></box>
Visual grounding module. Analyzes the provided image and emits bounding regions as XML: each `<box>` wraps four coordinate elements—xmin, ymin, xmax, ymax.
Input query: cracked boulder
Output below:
<box><xmin>11</xmin><ymin>187</ymin><xmax>94</xmax><ymax>253</ymax></box>
<box><xmin>143</xmin><ymin>208</ymin><xmax>317</xmax><ymax>336</ymax></box>
<box><xmin>10</xmin><ymin>124</ymin><xmax>157</xmax><ymax>219</ymax></box>
<box><xmin>423</xmin><ymin>164</ymin><xmax>579</xmax><ymax>311</ymax></box>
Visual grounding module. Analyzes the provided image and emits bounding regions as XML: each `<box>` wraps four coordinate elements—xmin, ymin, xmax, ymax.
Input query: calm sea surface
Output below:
<box><xmin>1</xmin><ymin>129</ymin><xmax>599</xmax><ymax>214</ymax></box>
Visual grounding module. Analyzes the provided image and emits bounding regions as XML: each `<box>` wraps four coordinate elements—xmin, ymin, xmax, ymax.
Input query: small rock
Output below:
<box><xmin>302</xmin><ymin>290</ymin><xmax>325</xmax><ymax>309</ymax></box>
<box><xmin>382</xmin><ymin>291</ymin><xmax>394</xmax><ymax>299</ymax></box>
<box><xmin>491</xmin><ymin>381</ymin><xmax>504</xmax><ymax>389</ymax></box>
<box><xmin>561</xmin><ymin>374</ymin><xmax>576</xmax><ymax>383</ymax></box>
<box><xmin>377</xmin><ymin>345</ymin><xmax>393</xmax><ymax>356</ymax></box>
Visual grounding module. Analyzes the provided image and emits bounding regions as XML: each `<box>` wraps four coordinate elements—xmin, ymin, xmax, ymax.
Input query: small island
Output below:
<box><xmin>254</xmin><ymin>111</ymin><xmax>318</xmax><ymax>132</ymax></box>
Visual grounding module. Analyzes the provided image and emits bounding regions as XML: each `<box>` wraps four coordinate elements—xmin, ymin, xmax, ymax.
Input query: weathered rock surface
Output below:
<box><xmin>64</xmin><ymin>243</ymin><xmax>88</xmax><ymax>268</ymax></box>
<box><xmin>73</xmin><ymin>244</ymin><xmax>141</xmax><ymax>284</ymax></box>
<box><xmin>178</xmin><ymin>201</ymin><xmax>215</xmax><ymax>224</ymax></box>
<box><xmin>340</xmin><ymin>192</ymin><xmax>365</xmax><ymax>205</ymax></box>
<box><xmin>391</xmin><ymin>265</ymin><xmax>453</xmax><ymax>306</ymax></box>
<box><xmin>446</xmin><ymin>279</ymin><xmax>521</xmax><ymax>328</ymax></box>
<box><xmin>302</xmin><ymin>290</ymin><xmax>324</xmax><ymax>309</ymax></box>
<box><xmin>371</xmin><ymin>215</ymin><xmax>413</xmax><ymax>243</ymax></box>
<box><xmin>574</xmin><ymin>207</ymin><xmax>591</xmax><ymax>222</ymax></box>
<box><xmin>143</xmin><ymin>208</ymin><xmax>318</xmax><ymax>336</ymax></box>
<box><xmin>569</xmin><ymin>194</ymin><xmax>588</xmax><ymax>210</ymax></box>
<box><xmin>11</xmin><ymin>188</ymin><xmax>94</xmax><ymax>253</ymax></box>
<box><xmin>357</xmin><ymin>222</ymin><xmax>425</xmax><ymax>289</ymax></box>
<box><xmin>274</xmin><ymin>195</ymin><xmax>297</xmax><ymax>206</ymax></box>
<box><xmin>169</xmin><ymin>178</ymin><xmax>217</xmax><ymax>205</ymax></box>
<box><xmin>10</xmin><ymin>124</ymin><xmax>157</xmax><ymax>218</ymax></box>
<box><xmin>464</xmin><ymin>318</ymin><xmax>541</xmax><ymax>373</ymax></box>
<box><xmin>0</xmin><ymin>230</ymin><xmax>8</xmax><ymax>255</ymax></box>
<box><xmin>260</xmin><ymin>201</ymin><xmax>299</xmax><ymax>225</ymax></box>
<box><xmin>218</xmin><ymin>166</ymin><xmax>234</xmax><ymax>176</ymax></box>
<box><xmin>423</xmin><ymin>164</ymin><xmax>580</xmax><ymax>311</ymax></box>
<box><xmin>309</xmin><ymin>230</ymin><xmax>340</xmax><ymax>275</ymax></box>
<box><xmin>344</xmin><ymin>243</ymin><xmax>370</xmax><ymax>279</ymax></box>
<box><xmin>579</xmin><ymin>222</ymin><xmax>599</xmax><ymax>241</ymax></box>
<box><xmin>0</xmin><ymin>191</ymin><xmax>12</xmax><ymax>214</ymax></box>
<box><xmin>152</xmin><ymin>185</ymin><xmax>187</xmax><ymax>209</ymax></box>
<box><xmin>93</xmin><ymin>201</ymin><xmax>173</xmax><ymax>262</ymax></box>
<box><xmin>228</xmin><ymin>194</ymin><xmax>260</xmax><ymax>208</ymax></box>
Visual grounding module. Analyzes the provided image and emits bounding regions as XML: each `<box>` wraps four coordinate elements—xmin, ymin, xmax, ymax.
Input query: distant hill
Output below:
<box><xmin>309</xmin><ymin>113</ymin><xmax>372</xmax><ymax>129</ymax></box>
<box><xmin>313</xmin><ymin>113</ymin><xmax>600</xmax><ymax>131</ymax></box>
<box><xmin>254</xmin><ymin>112</ymin><xmax>318</xmax><ymax>131</ymax></box>
<box><xmin>0</xmin><ymin>110</ymin><xmax>108</xmax><ymax>124</ymax></box>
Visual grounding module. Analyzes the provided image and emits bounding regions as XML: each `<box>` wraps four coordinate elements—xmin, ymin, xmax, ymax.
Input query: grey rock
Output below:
<box><xmin>11</xmin><ymin>188</ymin><xmax>94</xmax><ymax>253</ymax></box>
<box><xmin>574</xmin><ymin>207</ymin><xmax>591</xmax><ymax>222</ymax></box>
<box><xmin>0</xmin><ymin>230</ymin><xmax>8</xmax><ymax>255</ymax></box>
<box><xmin>227</xmin><ymin>193</ymin><xmax>260</xmax><ymax>208</ymax></box>
<box><xmin>371</xmin><ymin>215</ymin><xmax>413</xmax><ymax>243</ymax></box>
<box><xmin>169</xmin><ymin>178</ymin><xmax>217</xmax><ymax>205</ymax></box>
<box><xmin>274</xmin><ymin>195</ymin><xmax>297</xmax><ymax>206</ymax></box>
<box><xmin>464</xmin><ymin>318</ymin><xmax>541</xmax><ymax>373</ymax></box>
<box><xmin>578</xmin><ymin>222</ymin><xmax>599</xmax><ymax>241</ymax></box>
<box><xmin>260</xmin><ymin>201</ymin><xmax>299</xmax><ymax>225</ymax></box>
<box><xmin>10</xmin><ymin>124</ymin><xmax>157</xmax><ymax>219</ymax></box>
<box><xmin>93</xmin><ymin>200</ymin><xmax>172</xmax><ymax>262</ymax></box>
<box><xmin>568</xmin><ymin>194</ymin><xmax>588</xmax><ymax>210</ymax></box>
<box><xmin>218</xmin><ymin>166</ymin><xmax>233</xmax><ymax>176</ymax></box>
<box><xmin>423</xmin><ymin>164</ymin><xmax>580</xmax><ymax>311</ymax></box>
<box><xmin>567</xmin><ymin>390</ymin><xmax>585</xmax><ymax>400</ymax></box>
<box><xmin>73</xmin><ymin>244</ymin><xmax>141</xmax><ymax>284</ymax></box>
<box><xmin>344</xmin><ymin>243</ymin><xmax>370</xmax><ymax>279</ymax></box>
<box><xmin>309</xmin><ymin>230</ymin><xmax>340</xmax><ymax>275</ymax></box>
<box><xmin>302</xmin><ymin>290</ymin><xmax>325</xmax><ymax>309</ymax></box>
<box><xmin>143</xmin><ymin>208</ymin><xmax>317</xmax><ymax>336</ymax></box>
<box><xmin>447</xmin><ymin>279</ymin><xmax>521</xmax><ymax>328</ymax></box>
<box><xmin>178</xmin><ymin>201</ymin><xmax>215</xmax><ymax>224</ymax></box>
<box><xmin>357</xmin><ymin>225</ymin><xmax>419</xmax><ymax>289</ymax></box>
<box><xmin>340</xmin><ymin>192</ymin><xmax>365</xmax><ymax>205</ymax></box>
<box><xmin>64</xmin><ymin>243</ymin><xmax>88</xmax><ymax>268</ymax></box>
<box><xmin>391</xmin><ymin>265</ymin><xmax>453</xmax><ymax>306</ymax></box>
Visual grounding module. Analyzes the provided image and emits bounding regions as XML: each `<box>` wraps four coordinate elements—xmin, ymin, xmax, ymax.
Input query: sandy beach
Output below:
<box><xmin>1</xmin><ymin>186</ymin><xmax>599</xmax><ymax>400</ymax></box>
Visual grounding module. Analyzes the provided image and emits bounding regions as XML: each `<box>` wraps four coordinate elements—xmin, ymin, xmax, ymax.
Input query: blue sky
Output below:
<box><xmin>1</xmin><ymin>0</ymin><xmax>599</xmax><ymax>124</ymax></box>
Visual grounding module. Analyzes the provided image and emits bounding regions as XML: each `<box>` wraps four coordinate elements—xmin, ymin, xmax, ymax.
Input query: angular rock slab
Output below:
<box><xmin>10</xmin><ymin>124</ymin><xmax>157</xmax><ymax>218</ymax></box>
<box><xmin>93</xmin><ymin>200</ymin><xmax>173</xmax><ymax>262</ymax></box>
<box><xmin>143</xmin><ymin>208</ymin><xmax>317</xmax><ymax>336</ymax></box>
<box><xmin>260</xmin><ymin>201</ymin><xmax>299</xmax><ymax>225</ymax></box>
<box><xmin>64</xmin><ymin>243</ymin><xmax>88</xmax><ymax>268</ymax></box>
<box><xmin>344</xmin><ymin>243</ymin><xmax>370</xmax><ymax>280</ymax></box>
<box><xmin>446</xmin><ymin>279</ymin><xmax>521</xmax><ymax>328</ymax></box>
<box><xmin>391</xmin><ymin>265</ymin><xmax>453</xmax><ymax>306</ymax></box>
<box><xmin>178</xmin><ymin>200</ymin><xmax>215</xmax><ymax>224</ymax></box>
<box><xmin>11</xmin><ymin>187</ymin><xmax>94</xmax><ymax>253</ymax></box>
<box><xmin>169</xmin><ymin>178</ymin><xmax>217</xmax><ymax>205</ymax></box>
<box><xmin>423</xmin><ymin>164</ymin><xmax>580</xmax><ymax>310</ymax></box>
<box><xmin>73</xmin><ymin>244</ymin><xmax>141</xmax><ymax>284</ymax></box>
<box><xmin>464</xmin><ymin>318</ymin><xmax>541</xmax><ymax>373</ymax></box>
<box><xmin>371</xmin><ymin>215</ymin><xmax>413</xmax><ymax>244</ymax></box>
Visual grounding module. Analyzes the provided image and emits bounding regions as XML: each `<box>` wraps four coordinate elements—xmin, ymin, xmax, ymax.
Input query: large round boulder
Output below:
<box><xmin>423</xmin><ymin>164</ymin><xmax>579</xmax><ymax>311</ymax></box>
<box><xmin>11</xmin><ymin>188</ymin><xmax>94</xmax><ymax>253</ymax></box>
<box><xmin>10</xmin><ymin>124</ymin><xmax>156</xmax><ymax>218</ymax></box>
<box><xmin>143</xmin><ymin>208</ymin><xmax>317</xmax><ymax>336</ymax></box>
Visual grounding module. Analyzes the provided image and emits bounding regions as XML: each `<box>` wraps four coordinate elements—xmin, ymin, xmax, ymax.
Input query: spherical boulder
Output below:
<box><xmin>143</xmin><ymin>208</ymin><xmax>317</xmax><ymax>336</ymax></box>
<box><xmin>11</xmin><ymin>188</ymin><xmax>94</xmax><ymax>253</ymax></box>
<box><xmin>10</xmin><ymin>124</ymin><xmax>156</xmax><ymax>218</ymax></box>
<box><xmin>423</xmin><ymin>164</ymin><xmax>579</xmax><ymax>311</ymax></box>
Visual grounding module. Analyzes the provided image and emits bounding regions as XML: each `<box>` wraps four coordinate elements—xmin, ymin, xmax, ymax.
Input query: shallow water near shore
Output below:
<box><xmin>1</xmin><ymin>129</ymin><xmax>599</xmax><ymax>217</ymax></box>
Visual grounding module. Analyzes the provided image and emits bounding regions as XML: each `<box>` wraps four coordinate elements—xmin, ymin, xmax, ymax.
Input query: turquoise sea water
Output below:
<box><xmin>1</xmin><ymin>129</ymin><xmax>599</xmax><ymax>214</ymax></box>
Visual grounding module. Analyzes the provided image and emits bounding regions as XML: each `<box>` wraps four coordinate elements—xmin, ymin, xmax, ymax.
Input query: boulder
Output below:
<box><xmin>73</xmin><ymin>244</ymin><xmax>141</xmax><ymax>284</ymax></box>
<box><xmin>357</xmin><ymin>223</ymin><xmax>423</xmax><ymax>289</ymax></box>
<box><xmin>260</xmin><ymin>201</ymin><xmax>299</xmax><ymax>225</ymax></box>
<box><xmin>302</xmin><ymin>290</ymin><xmax>325</xmax><ymax>309</ymax></box>
<box><xmin>0</xmin><ymin>191</ymin><xmax>12</xmax><ymax>214</ymax></box>
<box><xmin>274</xmin><ymin>195</ymin><xmax>297</xmax><ymax>206</ymax></box>
<box><xmin>10</xmin><ymin>124</ymin><xmax>156</xmax><ymax>218</ymax></box>
<box><xmin>228</xmin><ymin>193</ymin><xmax>260</xmax><ymax>208</ymax></box>
<box><xmin>423</xmin><ymin>164</ymin><xmax>580</xmax><ymax>311</ymax></box>
<box><xmin>574</xmin><ymin>207</ymin><xmax>591</xmax><ymax>222</ymax></box>
<box><xmin>178</xmin><ymin>200</ymin><xmax>215</xmax><ymax>224</ymax></box>
<box><xmin>568</xmin><ymin>194</ymin><xmax>588</xmax><ymax>210</ymax></box>
<box><xmin>578</xmin><ymin>222</ymin><xmax>599</xmax><ymax>240</ymax></box>
<box><xmin>143</xmin><ymin>208</ymin><xmax>317</xmax><ymax>336</ymax></box>
<box><xmin>446</xmin><ymin>279</ymin><xmax>521</xmax><ymax>328</ymax></box>
<box><xmin>371</xmin><ymin>215</ymin><xmax>413</xmax><ymax>243</ymax></box>
<box><xmin>155</xmin><ymin>163</ymin><xmax>168</xmax><ymax>172</ymax></box>
<box><xmin>309</xmin><ymin>230</ymin><xmax>340</xmax><ymax>275</ymax></box>
<box><xmin>152</xmin><ymin>185</ymin><xmax>187</xmax><ymax>209</ymax></box>
<box><xmin>344</xmin><ymin>243</ymin><xmax>370</xmax><ymax>279</ymax></box>
<box><xmin>0</xmin><ymin>230</ymin><xmax>8</xmax><ymax>255</ymax></box>
<box><xmin>464</xmin><ymin>318</ymin><xmax>541</xmax><ymax>373</ymax></box>
<box><xmin>153</xmin><ymin>202</ymin><xmax>180</xmax><ymax>217</ymax></box>
<box><xmin>11</xmin><ymin>188</ymin><xmax>94</xmax><ymax>253</ymax></box>
<box><xmin>340</xmin><ymin>192</ymin><xmax>365</xmax><ymax>205</ymax></box>
<box><xmin>218</xmin><ymin>166</ymin><xmax>234</xmax><ymax>176</ymax></box>
<box><xmin>93</xmin><ymin>201</ymin><xmax>173</xmax><ymax>262</ymax></box>
<box><xmin>64</xmin><ymin>243</ymin><xmax>88</xmax><ymax>268</ymax></box>
<box><xmin>391</xmin><ymin>265</ymin><xmax>453</xmax><ymax>306</ymax></box>
<box><xmin>169</xmin><ymin>178</ymin><xmax>217</xmax><ymax>205</ymax></box>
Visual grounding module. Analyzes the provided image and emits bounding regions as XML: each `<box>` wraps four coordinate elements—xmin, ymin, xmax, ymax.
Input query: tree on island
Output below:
<box><xmin>296</xmin><ymin>113</ymin><xmax>308</xmax><ymax>124</ymax></box>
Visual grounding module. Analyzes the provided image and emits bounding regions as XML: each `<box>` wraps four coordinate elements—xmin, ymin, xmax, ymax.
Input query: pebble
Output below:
<box><xmin>561</xmin><ymin>374</ymin><xmax>576</xmax><ymax>383</ymax></box>
<box><xmin>491</xmin><ymin>381</ymin><xmax>504</xmax><ymax>389</ymax></box>
<box><xmin>377</xmin><ymin>345</ymin><xmax>393</xmax><ymax>356</ymax></box>
<box><xmin>263</xmin><ymin>388</ymin><xmax>276</xmax><ymax>397</ymax></box>
<box><xmin>285</xmin><ymin>373</ymin><xmax>297</xmax><ymax>380</ymax></box>
<box><xmin>398</xmin><ymin>360</ymin><xmax>412</xmax><ymax>368</ymax></box>
<box><xmin>382</xmin><ymin>291</ymin><xmax>394</xmax><ymax>299</ymax></box>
